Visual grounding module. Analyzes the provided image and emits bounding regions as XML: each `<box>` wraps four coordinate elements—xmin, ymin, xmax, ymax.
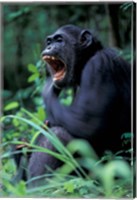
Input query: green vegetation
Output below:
<box><xmin>0</xmin><ymin>108</ymin><xmax>134</xmax><ymax>197</ymax></box>
<box><xmin>1</xmin><ymin>2</ymin><xmax>135</xmax><ymax>198</ymax></box>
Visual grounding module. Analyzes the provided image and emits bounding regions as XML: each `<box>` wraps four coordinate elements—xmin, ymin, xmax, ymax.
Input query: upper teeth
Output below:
<box><xmin>43</xmin><ymin>55</ymin><xmax>56</xmax><ymax>60</ymax></box>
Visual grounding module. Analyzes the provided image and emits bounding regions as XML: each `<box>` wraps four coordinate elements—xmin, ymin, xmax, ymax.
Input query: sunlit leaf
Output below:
<box><xmin>28</xmin><ymin>73</ymin><xmax>39</xmax><ymax>82</ymax></box>
<box><xmin>64</xmin><ymin>181</ymin><xmax>75</xmax><ymax>193</ymax></box>
<box><xmin>37</xmin><ymin>107</ymin><xmax>46</xmax><ymax>121</ymax></box>
<box><xmin>67</xmin><ymin>139</ymin><xmax>99</xmax><ymax>161</ymax></box>
<box><xmin>4</xmin><ymin>102</ymin><xmax>19</xmax><ymax>111</ymax></box>
<box><xmin>28</xmin><ymin>64</ymin><xmax>38</xmax><ymax>73</ymax></box>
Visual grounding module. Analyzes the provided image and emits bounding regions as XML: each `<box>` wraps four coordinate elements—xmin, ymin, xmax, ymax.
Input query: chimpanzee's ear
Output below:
<box><xmin>79</xmin><ymin>29</ymin><xmax>92</xmax><ymax>47</ymax></box>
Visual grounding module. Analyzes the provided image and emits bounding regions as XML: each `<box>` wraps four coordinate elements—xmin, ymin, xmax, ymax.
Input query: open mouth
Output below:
<box><xmin>42</xmin><ymin>55</ymin><xmax>66</xmax><ymax>81</ymax></box>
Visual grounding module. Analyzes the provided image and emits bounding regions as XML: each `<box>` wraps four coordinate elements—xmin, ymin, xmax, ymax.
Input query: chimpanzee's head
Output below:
<box><xmin>42</xmin><ymin>24</ymin><xmax>102</xmax><ymax>88</ymax></box>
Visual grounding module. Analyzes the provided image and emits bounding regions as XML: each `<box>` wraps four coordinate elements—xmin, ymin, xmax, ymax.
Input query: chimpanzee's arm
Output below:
<box><xmin>43</xmin><ymin>52</ymin><xmax>117</xmax><ymax>139</ymax></box>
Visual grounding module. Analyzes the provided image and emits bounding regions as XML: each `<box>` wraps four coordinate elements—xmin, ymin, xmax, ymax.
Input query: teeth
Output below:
<box><xmin>51</xmin><ymin>56</ymin><xmax>55</xmax><ymax>60</ymax></box>
<box><xmin>43</xmin><ymin>55</ymin><xmax>56</xmax><ymax>60</ymax></box>
<box><xmin>45</xmin><ymin>55</ymin><xmax>50</xmax><ymax>59</ymax></box>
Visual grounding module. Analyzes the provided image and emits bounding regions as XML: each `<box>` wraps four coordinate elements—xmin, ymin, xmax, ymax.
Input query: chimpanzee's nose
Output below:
<box><xmin>41</xmin><ymin>46</ymin><xmax>52</xmax><ymax>57</ymax></box>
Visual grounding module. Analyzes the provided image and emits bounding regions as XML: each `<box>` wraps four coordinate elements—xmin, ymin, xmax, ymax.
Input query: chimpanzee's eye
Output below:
<box><xmin>57</xmin><ymin>37</ymin><xmax>63</xmax><ymax>42</ymax></box>
<box><xmin>55</xmin><ymin>35</ymin><xmax>63</xmax><ymax>43</ymax></box>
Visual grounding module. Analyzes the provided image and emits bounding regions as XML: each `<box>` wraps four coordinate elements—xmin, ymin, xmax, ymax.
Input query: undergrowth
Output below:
<box><xmin>0</xmin><ymin>108</ymin><xmax>134</xmax><ymax>198</ymax></box>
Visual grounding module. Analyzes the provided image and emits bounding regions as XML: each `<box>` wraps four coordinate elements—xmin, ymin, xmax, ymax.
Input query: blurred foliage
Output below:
<box><xmin>1</xmin><ymin>2</ymin><xmax>135</xmax><ymax>198</ymax></box>
<box><xmin>3</xmin><ymin>3</ymin><xmax>133</xmax><ymax>93</ymax></box>
<box><xmin>1</xmin><ymin>111</ymin><xmax>134</xmax><ymax>198</ymax></box>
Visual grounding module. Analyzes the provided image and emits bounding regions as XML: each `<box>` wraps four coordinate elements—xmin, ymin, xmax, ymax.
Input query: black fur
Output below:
<box><xmin>18</xmin><ymin>25</ymin><xmax>131</xmax><ymax>185</ymax></box>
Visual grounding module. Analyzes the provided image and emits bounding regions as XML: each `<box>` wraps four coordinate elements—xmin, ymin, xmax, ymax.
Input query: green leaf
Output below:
<box><xmin>60</xmin><ymin>96</ymin><xmax>73</xmax><ymax>106</ymax></box>
<box><xmin>121</xmin><ymin>132</ymin><xmax>133</xmax><ymax>139</ymax></box>
<box><xmin>28</xmin><ymin>64</ymin><xmax>38</xmax><ymax>73</ymax></box>
<box><xmin>30</xmin><ymin>131</ymin><xmax>40</xmax><ymax>144</ymax></box>
<box><xmin>13</xmin><ymin>118</ymin><xmax>20</xmax><ymax>127</ymax></box>
<box><xmin>28</xmin><ymin>73</ymin><xmax>39</xmax><ymax>82</ymax></box>
<box><xmin>37</xmin><ymin>107</ymin><xmax>46</xmax><ymax>121</ymax></box>
<box><xmin>4</xmin><ymin>102</ymin><xmax>19</xmax><ymax>111</ymax></box>
<box><xmin>64</xmin><ymin>181</ymin><xmax>75</xmax><ymax>193</ymax></box>
<box><xmin>100</xmin><ymin>160</ymin><xmax>131</xmax><ymax>197</ymax></box>
<box><xmin>67</xmin><ymin>139</ymin><xmax>99</xmax><ymax>161</ymax></box>
<box><xmin>16</xmin><ymin>181</ymin><xmax>26</xmax><ymax>196</ymax></box>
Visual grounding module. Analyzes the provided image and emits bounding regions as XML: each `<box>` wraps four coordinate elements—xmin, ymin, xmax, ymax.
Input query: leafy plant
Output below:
<box><xmin>1</xmin><ymin>107</ymin><xmax>133</xmax><ymax>197</ymax></box>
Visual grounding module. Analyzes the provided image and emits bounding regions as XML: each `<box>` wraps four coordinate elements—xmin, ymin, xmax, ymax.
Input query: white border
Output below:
<box><xmin>0</xmin><ymin>1</ymin><xmax>136</xmax><ymax>199</ymax></box>
<box><xmin>0</xmin><ymin>0</ymin><xmax>136</xmax><ymax>2</ymax></box>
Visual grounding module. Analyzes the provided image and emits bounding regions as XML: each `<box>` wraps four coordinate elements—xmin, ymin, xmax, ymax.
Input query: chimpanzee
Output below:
<box><xmin>27</xmin><ymin>24</ymin><xmax>131</xmax><ymax>185</ymax></box>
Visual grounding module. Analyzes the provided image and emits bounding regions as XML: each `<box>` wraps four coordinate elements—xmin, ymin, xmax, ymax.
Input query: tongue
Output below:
<box><xmin>53</xmin><ymin>70</ymin><xmax>65</xmax><ymax>80</ymax></box>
